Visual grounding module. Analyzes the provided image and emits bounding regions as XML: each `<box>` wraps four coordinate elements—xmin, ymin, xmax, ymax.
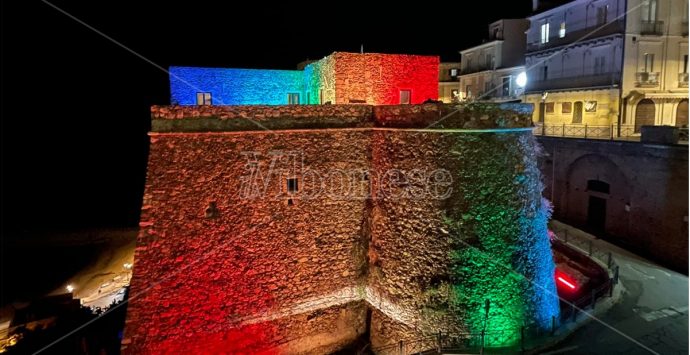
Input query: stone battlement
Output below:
<box><xmin>150</xmin><ymin>103</ymin><xmax>534</xmax><ymax>132</ymax></box>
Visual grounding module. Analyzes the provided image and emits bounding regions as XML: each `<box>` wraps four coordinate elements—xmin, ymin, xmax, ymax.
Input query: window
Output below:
<box><xmin>644</xmin><ymin>53</ymin><xmax>655</xmax><ymax>72</ymax></box>
<box><xmin>450</xmin><ymin>68</ymin><xmax>459</xmax><ymax>77</ymax></box>
<box><xmin>559</xmin><ymin>22</ymin><xmax>566</xmax><ymax>38</ymax></box>
<box><xmin>541</xmin><ymin>22</ymin><xmax>550</xmax><ymax>44</ymax></box>
<box><xmin>562</xmin><ymin>102</ymin><xmax>572</xmax><ymax>113</ymax></box>
<box><xmin>287</xmin><ymin>178</ymin><xmax>299</xmax><ymax>193</ymax></box>
<box><xmin>451</xmin><ymin>89</ymin><xmax>460</xmax><ymax>100</ymax></box>
<box><xmin>288</xmin><ymin>93</ymin><xmax>300</xmax><ymax>105</ymax></box>
<box><xmin>399</xmin><ymin>90</ymin><xmax>411</xmax><ymax>104</ymax></box>
<box><xmin>501</xmin><ymin>76</ymin><xmax>511</xmax><ymax>97</ymax></box>
<box><xmin>485</xmin><ymin>54</ymin><xmax>495</xmax><ymax>69</ymax></box>
<box><xmin>594</xmin><ymin>56</ymin><xmax>607</xmax><ymax>74</ymax></box>
<box><xmin>642</xmin><ymin>0</ymin><xmax>658</xmax><ymax>21</ymax></box>
<box><xmin>684</xmin><ymin>55</ymin><xmax>688</xmax><ymax>74</ymax></box>
<box><xmin>543</xmin><ymin>65</ymin><xmax>549</xmax><ymax>80</ymax></box>
<box><xmin>466</xmin><ymin>85</ymin><xmax>473</xmax><ymax>99</ymax></box>
<box><xmin>545</xmin><ymin>102</ymin><xmax>555</xmax><ymax>113</ymax></box>
<box><xmin>196</xmin><ymin>92</ymin><xmax>212</xmax><ymax>105</ymax></box>
<box><xmin>597</xmin><ymin>6</ymin><xmax>608</xmax><ymax>25</ymax></box>
<box><xmin>585</xmin><ymin>101</ymin><xmax>598</xmax><ymax>112</ymax></box>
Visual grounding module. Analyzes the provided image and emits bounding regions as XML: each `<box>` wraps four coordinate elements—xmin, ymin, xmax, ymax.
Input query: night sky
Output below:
<box><xmin>1</xmin><ymin>1</ymin><xmax>534</xmax><ymax>234</ymax></box>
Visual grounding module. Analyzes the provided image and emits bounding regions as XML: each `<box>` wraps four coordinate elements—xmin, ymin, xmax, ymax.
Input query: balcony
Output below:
<box><xmin>635</xmin><ymin>72</ymin><xmax>660</xmax><ymax>87</ymax></box>
<box><xmin>680</xmin><ymin>72</ymin><xmax>689</xmax><ymax>87</ymax></box>
<box><xmin>526</xmin><ymin>72</ymin><xmax>620</xmax><ymax>92</ymax></box>
<box><xmin>526</xmin><ymin>20</ymin><xmax>624</xmax><ymax>53</ymax></box>
<box><xmin>640</xmin><ymin>20</ymin><xmax>664</xmax><ymax>35</ymax></box>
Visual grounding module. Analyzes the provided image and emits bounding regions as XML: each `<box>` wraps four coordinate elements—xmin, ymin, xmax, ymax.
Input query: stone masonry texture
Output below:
<box><xmin>122</xmin><ymin>103</ymin><xmax>559</xmax><ymax>354</ymax></box>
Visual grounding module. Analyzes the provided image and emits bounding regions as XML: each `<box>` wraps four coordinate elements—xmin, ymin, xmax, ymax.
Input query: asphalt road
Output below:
<box><xmin>544</xmin><ymin>222</ymin><xmax>688</xmax><ymax>355</ymax></box>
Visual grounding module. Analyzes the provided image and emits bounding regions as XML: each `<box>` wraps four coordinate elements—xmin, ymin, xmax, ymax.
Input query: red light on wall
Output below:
<box><xmin>555</xmin><ymin>270</ymin><xmax>578</xmax><ymax>290</ymax></box>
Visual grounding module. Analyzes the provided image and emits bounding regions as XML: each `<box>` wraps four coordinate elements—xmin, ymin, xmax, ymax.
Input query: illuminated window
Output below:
<box><xmin>541</xmin><ymin>22</ymin><xmax>550</xmax><ymax>44</ymax></box>
<box><xmin>288</xmin><ymin>93</ymin><xmax>300</xmax><ymax>105</ymax></box>
<box><xmin>287</xmin><ymin>178</ymin><xmax>298</xmax><ymax>193</ymax></box>
<box><xmin>545</xmin><ymin>102</ymin><xmax>555</xmax><ymax>113</ymax></box>
<box><xmin>450</xmin><ymin>68</ymin><xmax>459</xmax><ymax>77</ymax></box>
<box><xmin>196</xmin><ymin>92</ymin><xmax>212</xmax><ymax>105</ymax></box>
<box><xmin>400</xmin><ymin>90</ymin><xmax>411</xmax><ymax>104</ymax></box>
<box><xmin>466</xmin><ymin>85</ymin><xmax>472</xmax><ymax>98</ymax></box>
<box><xmin>501</xmin><ymin>76</ymin><xmax>511</xmax><ymax>97</ymax></box>
<box><xmin>559</xmin><ymin>22</ymin><xmax>566</xmax><ymax>38</ymax></box>
<box><xmin>562</xmin><ymin>102</ymin><xmax>572</xmax><ymax>114</ymax></box>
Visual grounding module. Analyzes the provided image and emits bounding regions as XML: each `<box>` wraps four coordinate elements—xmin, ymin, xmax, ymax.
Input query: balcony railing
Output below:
<box><xmin>679</xmin><ymin>72</ymin><xmax>689</xmax><ymax>87</ymax></box>
<box><xmin>640</xmin><ymin>20</ymin><xmax>664</xmax><ymax>35</ymax></box>
<box><xmin>527</xmin><ymin>72</ymin><xmax>620</xmax><ymax>92</ymax></box>
<box><xmin>635</xmin><ymin>72</ymin><xmax>660</xmax><ymax>87</ymax></box>
<box><xmin>533</xmin><ymin>123</ymin><xmax>638</xmax><ymax>140</ymax></box>
<box><xmin>527</xmin><ymin>20</ymin><xmax>624</xmax><ymax>53</ymax></box>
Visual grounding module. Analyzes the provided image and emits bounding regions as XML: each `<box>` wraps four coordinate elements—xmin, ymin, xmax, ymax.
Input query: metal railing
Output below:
<box><xmin>533</xmin><ymin>123</ymin><xmax>638</xmax><ymax>140</ymax></box>
<box><xmin>526</xmin><ymin>20</ymin><xmax>625</xmax><ymax>53</ymax></box>
<box><xmin>550</xmin><ymin>228</ymin><xmax>619</xmax><ymax>320</ymax></box>
<box><xmin>640</xmin><ymin>20</ymin><xmax>664</xmax><ymax>35</ymax></box>
<box><xmin>635</xmin><ymin>72</ymin><xmax>660</xmax><ymax>87</ymax></box>
<box><xmin>527</xmin><ymin>72</ymin><xmax>620</xmax><ymax>92</ymax></box>
<box><xmin>680</xmin><ymin>128</ymin><xmax>689</xmax><ymax>142</ymax></box>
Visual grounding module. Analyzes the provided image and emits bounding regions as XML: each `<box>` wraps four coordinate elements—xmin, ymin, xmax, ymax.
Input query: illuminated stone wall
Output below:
<box><xmin>169</xmin><ymin>66</ymin><xmax>304</xmax><ymax>105</ymax></box>
<box><xmin>333</xmin><ymin>52</ymin><xmax>439</xmax><ymax>105</ymax></box>
<box><xmin>123</xmin><ymin>103</ymin><xmax>557</xmax><ymax>353</ymax></box>
<box><xmin>169</xmin><ymin>52</ymin><xmax>439</xmax><ymax>106</ymax></box>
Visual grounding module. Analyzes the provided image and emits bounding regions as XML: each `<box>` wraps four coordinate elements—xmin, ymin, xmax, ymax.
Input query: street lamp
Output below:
<box><xmin>66</xmin><ymin>284</ymin><xmax>74</xmax><ymax>293</ymax></box>
<box><xmin>516</xmin><ymin>71</ymin><xmax>527</xmax><ymax>88</ymax></box>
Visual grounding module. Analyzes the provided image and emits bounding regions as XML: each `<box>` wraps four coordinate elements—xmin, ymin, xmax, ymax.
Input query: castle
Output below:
<box><xmin>122</xmin><ymin>53</ymin><xmax>559</xmax><ymax>354</ymax></box>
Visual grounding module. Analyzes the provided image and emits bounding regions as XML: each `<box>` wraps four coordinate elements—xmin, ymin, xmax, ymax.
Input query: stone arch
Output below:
<box><xmin>563</xmin><ymin>153</ymin><xmax>631</xmax><ymax>236</ymax></box>
<box><xmin>634</xmin><ymin>99</ymin><xmax>656</xmax><ymax>132</ymax></box>
<box><xmin>676</xmin><ymin>99</ymin><xmax>688</xmax><ymax>127</ymax></box>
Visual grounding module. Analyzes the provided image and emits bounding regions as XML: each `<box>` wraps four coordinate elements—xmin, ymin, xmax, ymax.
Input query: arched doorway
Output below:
<box><xmin>635</xmin><ymin>99</ymin><xmax>655</xmax><ymax>132</ymax></box>
<box><xmin>676</xmin><ymin>99</ymin><xmax>688</xmax><ymax>127</ymax></box>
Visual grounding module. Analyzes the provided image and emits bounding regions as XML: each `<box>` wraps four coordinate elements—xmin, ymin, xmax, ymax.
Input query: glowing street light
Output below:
<box><xmin>66</xmin><ymin>285</ymin><xmax>75</xmax><ymax>293</ymax></box>
<box><xmin>516</xmin><ymin>71</ymin><xmax>528</xmax><ymax>88</ymax></box>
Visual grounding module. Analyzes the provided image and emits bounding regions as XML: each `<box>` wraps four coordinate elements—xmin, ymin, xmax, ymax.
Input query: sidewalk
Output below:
<box><xmin>543</xmin><ymin>220</ymin><xmax>688</xmax><ymax>354</ymax></box>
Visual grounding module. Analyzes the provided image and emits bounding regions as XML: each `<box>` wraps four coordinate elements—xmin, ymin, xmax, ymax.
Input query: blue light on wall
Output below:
<box><xmin>170</xmin><ymin>66</ymin><xmax>305</xmax><ymax>105</ymax></box>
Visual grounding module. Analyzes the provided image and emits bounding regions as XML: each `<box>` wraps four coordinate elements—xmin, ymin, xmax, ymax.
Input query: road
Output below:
<box><xmin>544</xmin><ymin>221</ymin><xmax>688</xmax><ymax>355</ymax></box>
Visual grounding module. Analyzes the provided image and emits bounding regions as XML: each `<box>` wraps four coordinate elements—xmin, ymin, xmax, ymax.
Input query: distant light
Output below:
<box><xmin>516</xmin><ymin>72</ymin><xmax>527</xmax><ymax>88</ymax></box>
<box><xmin>123</xmin><ymin>263</ymin><xmax>133</xmax><ymax>270</ymax></box>
<box><xmin>557</xmin><ymin>276</ymin><xmax>576</xmax><ymax>290</ymax></box>
<box><xmin>66</xmin><ymin>285</ymin><xmax>75</xmax><ymax>293</ymax></box>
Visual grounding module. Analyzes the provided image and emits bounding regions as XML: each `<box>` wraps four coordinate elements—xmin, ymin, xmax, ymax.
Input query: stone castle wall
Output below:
<box><xmin>123</xmin><ymin>103</ymin><xmax>558</xmax><ymax>353</ymax></box>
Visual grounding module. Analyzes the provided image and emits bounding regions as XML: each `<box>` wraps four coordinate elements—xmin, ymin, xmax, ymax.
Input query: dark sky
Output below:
<box><xmin>1</xmin><ymin>1</ymin><xmax>533</xmax><ymax>234</ymax></box>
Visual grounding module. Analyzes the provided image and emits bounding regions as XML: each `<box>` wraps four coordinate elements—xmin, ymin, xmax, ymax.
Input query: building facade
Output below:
<box><xmin>524</xmin><ymin>0</ymin><xmax>625</xmax><ymax>131</ymax></box>
<box><xmin>621</xmin><ymin>0</ymin><xmax>689</xmax><ymax>131</ymax></box>
<box><xmin>170</xmin><ymin>52</ymin><xmax>439</xmax><ymax>106</ymax></box>
<box><xmin>525</xmin><ymin>0</ymin><xmax>688</xmax><ymax>136</ymax></box>
<box><xmin>458</xmin><ymin>19</ymin><xmax>529</xmax><ymax>102</ymax></box>
<box><xmin>439</xmin><ymin>62</ymin><xmax>461</xmax><ymax>103</ymax></box>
